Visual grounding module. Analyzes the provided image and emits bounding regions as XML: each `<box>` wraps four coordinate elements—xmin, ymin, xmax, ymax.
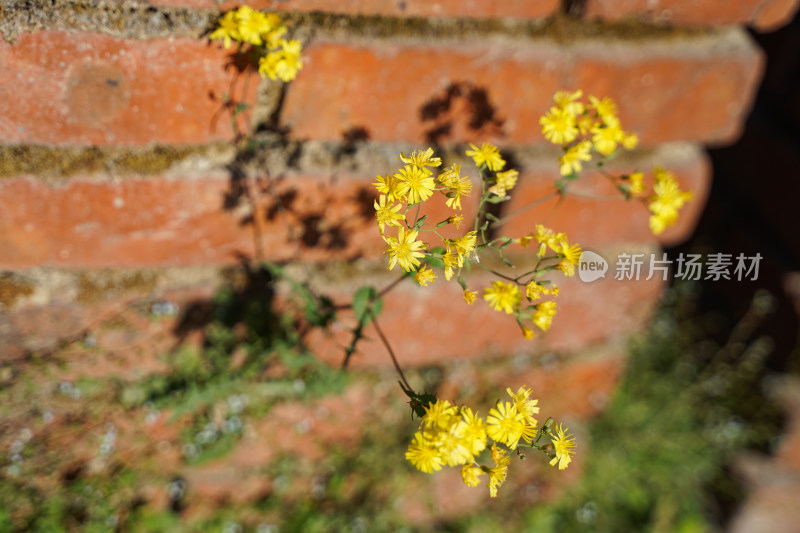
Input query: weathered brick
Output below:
<box><xmin>583</xmin><ymin>0</ymin><xmax>800</xmax><ymax>32</ymax></box>
<box><xmin>0</xmin><ymin>31</ymin><xmax>258</xmax><ymax>146</ymax></box>
<box><xmin>140</xmin><ymin>0</ymin><xmax>560</xmax><ymax>19</ymax></box>
<box><xmin>281</xmin><ymin>29</ymin><xmax>763</xmax><ymax>147</ymax></box>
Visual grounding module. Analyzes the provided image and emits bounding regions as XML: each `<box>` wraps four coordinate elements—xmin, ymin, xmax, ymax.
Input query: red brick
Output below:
<box><xmin>583</xmin><ymin>0</ymin><xmax>800</xmax><ymax>31</ymax></box>
<box><xmin>500</xmin><ymin>144</ymin><xmax>711</xmax><ymax>248</ymax></box>
<box><xmin>140</xmin><ymin>0</ymin><xmax>560</xmax><ymax>19</ymax></box>
<box><xmin>0</xmin><ymin>31</ymin><xmax>258</xmax><ymax>146</ymax></box>
<box><xmin>0</xmin><ymin>173</ymin><xmax>380</xmax><ymax>268</ymax></box>
<box><xmin>281</xmin><ymin>30</ymin><xmax>763</xmax><ymax>147</ymax></box>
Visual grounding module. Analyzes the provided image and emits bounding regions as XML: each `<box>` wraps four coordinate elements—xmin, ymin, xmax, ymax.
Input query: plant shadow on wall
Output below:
<box><xmin>420</xmin><ymin>81</ymin><xmax>505</xmax><ymax>146</ymax></box>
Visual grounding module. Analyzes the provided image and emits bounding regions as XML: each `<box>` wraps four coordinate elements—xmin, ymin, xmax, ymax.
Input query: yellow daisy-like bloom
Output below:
<box><xmin>442</xmin><ymin>252</ymin><xmax>458</xmax><ymax>281</ymax></box>
<box><xmin>399</xmin><ymin>147</ymin><xmax>442</xmax><ymax>174</ymax></box>
<box><xmin>549</xmin><ymin>423</ymin><xmax>577</xmax><ymax>470</ymax></box>
<box><xmin>448</xmin><ymin>214</ymin><xmax>464</xmax><ymax>230</ymax></box>
<box><xmin>466</xmin><ymin>143</ymin><xmax>506</xmax><ymax>171</ymax></box>
<box><xmin>487</xmin><ymin>443</ymin><xmax>510</xmax><ymax>497</ymax></box>
<box><xmin>384</xmin><ymin>227</ymin><xmax>426</xmax><ymax>272</ymax></box>
<box><xmin>648</xmin><ymin>167</ymin><xmax>692</xmax><ymax>235</ymax></box>
<box><xmin>533</xmin><ymin>301</ymin><xmax>557</xmax><ymax>332</ymax></box>
<box><xmin>507</xmin><ymin>386</ymin><xmax>540</xmax><ymax>430</ymax></box>
<box><xmin>591</xmin><ymin>121</ymin><xmax>624</xmax><ymax>156</ymax></box>
<box><xmin>374</xmin><ymin>194</ymin><xmax>404</xmax><ymax>233</ymax></box>
<box><xmin>464</xmin><ymin>289</ymin><xmax>477</xmax><ymax>305</ymax></box>
<box><xmin>486</xmin><ymin>401</ymin><xmax>526</xmax><ymax>449</ymax></box>
<box><xmin>460</xmin><ymin>407</ymin><xmax>488</xmax><ymax>455</ymax></box>
<box><xmin>414</xmin><ymin>265</ymin><xmax>437</xmax><ymax>287</ymax></box>
<box><xmin>236</xmin><ymin>6</ymin><xmax>270</xmax><ymax>46</ymax></box>
<box><xmin>461</xmin><ymin>464</ymin><xmax>483</xmax><ymax>487</ymax></box>
<box><xmin>446</xmin><ymin>174</ymin><xmax>473</xmax><ymax>210</ymax></box>
<box><xmin>488</xmin><ymin>168</ymin><xmax>519</xmax><ymax>198</ymax></box>
<box><xmin>558</xmin><ymin>140</ymin><xmax>592</xmax><ymax>176</ymax></box>
<box><xmin>406</xmin><ymin>432</ymin><xmax>444</xmax><ymax>474</ymax></box>
<box><xmin>589</xmin><ymin>95</ymin><xmax>618</xmax><ymax>119</ymax></box>
<box><xmin>540</xmin><ymin>106</ymin><xmax>578</xmax><ymax>145</ymax></box>
<box><xmin>373</xmin><ymin>173</ymin><xmax>404</xmax><ymax>202</ymax></box>
<box><xmin>629</xmin><ymin>171</ymin><xmax>645</xmax><ymax>196</ymax></box>
<box><xmin>210</xmin><ymin>10</ymin><xmax>240</xmax><ymax>49</ymax></box>
<box><xmin>557</xmin><ymin>238</ymin><xmax>581</xmax><ymax>277</ymax></box>
<box><xmin>526</xmin><ymin>281</ymin><xmax>559</xmax><ymax>301</ymax></box>
<box><xmin>421</xmin><ymin>399</ymin><xmax>457</xmax><ymax>431</ymax></box>
<box><xmin>259</xmin><ymin>39</ymin><xmax>304</xmax><ymax>82</ymax></box>
<box><xmin>622</xmin><ymin>132</ymin><xmax>638</xmax><ymax>150</ymax></box>
<box><xmin>450</xmin><ymin>231</ymin><xmax>477</xmax><ymax>267</ymax></box>
<box><xmin>553</xmin><ymin>89</ymin><xmax>585</xmax><ymax>116</ymax></box>
<box><xmin>438</xmin><ymin>421</ymin><xmax>473</xmax><ymax>466</ymax></box>
<box><xmin>437</xmin><ymin>163</ymin><xmax>461</xmax><ymax>188</ymax></box>
<box><xmin>483</xmin><ymin>281</ymin><xmax>520</xmax><ymax>315</ymax></box>
<box><xmin>260</xmin><ymin>13</ymin><xmax>287</xmax><ymax>48</ymax></box>
<box><xmin>394</xmin><ymin>164</ymin><xmax>436</xmax><ymax>204</ymax></box>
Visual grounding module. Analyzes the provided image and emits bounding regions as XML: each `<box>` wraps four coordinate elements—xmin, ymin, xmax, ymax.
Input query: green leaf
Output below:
<box><xmin>425</xmin><ymin>254</ymin><xmax>445</xmax><ymax>268</ymax></box>
<box><xmin>485</xmin><ymin>213</ymin><xmax>499</xmax><ymax>222</ymax></box>
<box><xmin>352</xmin><ymin>286</ymin><xmax>376</xmax><ymax>324</ymax></box>
<box><xmin>501</xmin><ymin>257</ymin><xmax>515</xmax><ymax>268</ymax></box>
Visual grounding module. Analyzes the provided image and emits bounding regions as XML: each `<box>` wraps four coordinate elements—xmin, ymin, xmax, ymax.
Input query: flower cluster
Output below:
<box><xmin>210</xmin><ymin>6</ymin><xmax>303</xmax><ymax>82</ymax></box>
<box><xmin>405</xmin><ymin>387</ymin><xmax>576</xmax><ymax>497</ymax></box>
<box><xmin>539</xmin><ymin>90</ymin><xmax>691</xmax><ymax>235</ymax></box>
<box><xmin>374</xmin><ymin>145</ymin><xmax>581</xmax><ymax>340</ymax></box>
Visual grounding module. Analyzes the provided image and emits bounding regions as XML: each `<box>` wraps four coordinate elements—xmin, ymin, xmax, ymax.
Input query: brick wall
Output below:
<box><xmin>0</xmin><ymin>0</ymin><xmax>797</xmax><ymax>370</ymax></box>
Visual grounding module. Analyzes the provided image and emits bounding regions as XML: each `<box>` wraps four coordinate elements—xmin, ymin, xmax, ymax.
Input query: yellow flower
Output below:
<box><xmin>235</xmin><ymin>6</ymin><xmax>271</xmax><ymax>46</ymax></box>
<box><xmin>557</xmin><ymin>237</ymin><xmax>581</xmax><ymax>277</ymax></box>
<box><xmin>210</xmin><ymin>11</ymin><xmax>240</xmax><ymax>49</ymax></box>
<box><xmin>399</xmin><ymin>147</ymin><xmax>442</xmax><ymax>173</ymax></box>
<box><xmin>483</xmin><ymin>281</ymin><xmax>520</xmax><ymax>315</ymax></box>
<box><xmin>259</xmin><ymin>39</ymin><xmax>304</xmax><ymax>82</ymax></box>
<box><xmin>374</xmin><ymin>194</ymin><xmax>404</xmax><ymax>233</ymax></box>
<box><xmin>553</xmin><ymin>89</ymin><xmax>585</xmax><ymax>116</ymax></box>
<box><xmin>629</xmin><ymin>171</ymin><xmax>644</xmax><ymax>196</ymax></box>
<box><xmin>540</xmin><ymin>106</ymin><xmax>578</xmax><ymax>145</ymax></box>
<box><xmin>589</xmin><ymin>95</ymin><xmax>618</xmax><ymax>119</ymax></box>
<box><xmin>466</xmin><ymin>143</ymin><xmax>506</xmax><ymax>171</ymax></box>
<box><xmin>648</xmin><ymin>167</ymin><xmax>692</xmax><ymax>235</ymax></box>
<box><xmin>448</xmin><ymin>214</ymin><xmax>464</xmax><ymax>230</ymax></box>
<box><xmin>450</xmin><ymin>231</ymin><xmax>477</xmax><ymax>267</ymax></box>
<box><xmin>549</xmin><ymin>423</ymin><xmax>576</xmax><ymax>470</ymax></box>
<box><xmin>461</xmin><ymin>464</ymin><xmax>483</xmax><ymax>487</ymax></box>
<box><xmin>522</xmin><ymin>327</ymin><xmax>535</xmax><ymax>340</ymax></box>
<box><xmin>506</xmin><ymin>386</ymin><xmax>540</xmax><ymax>428</ymax></box>
<box><xmin>558</xmin><ymin>140</ymin><xmax>592</xmax><ymax>176</ymax></box>
<box><xmin>373</xmin><ymin>173</ymin><xmax>404</xmax><ymax>202</ymax></box>
<box><xmin>437</xmin><ymin>163</ymin><xmax>461</xmax><ymax>188</ymax></box>
<box><xmin>591</xmin><ymin>120</ymin><xmax>624</xmax><ymax>156</ymax></box>
<box><xmin>532</xmin><ymin>301</ymin><xmax>557</xmax><ymax>332</ymax></box>
<box><xmin>445</xmin><ymin>174</ymin><xmax>473</xmax><ymax>210</ymax></box>
<box><xmin>260</xmin><ymin>13</ymin><xmax>287</xmax><ymax>48</ymax></box>
<box><xmin>421</xmin><ymin>399</ymin><xmax>457</xmax><ymax>431</ymax></box>
<box><xmin>438</xmin><ymin>421</ymin><xmax>473</xmax><ymax>466</ymax></box>
<box><xmin>526</xmin><ymin>281</ymin><xmax>559</xmax><ymax>301</ymax></box>
<box><xmin>487</xmin><ymin>443</ymin><xmax>510</xmax><ymax>497</ymax></box>
<box><xmin>406</xmin><ymin>432</ymin><xmax>444</xmax><ymax>474</ymax></box>
<box><xmin>414</xmin><ymin>265</ymin><xmax>437</xmax><ymax>287</ymax></box>
<box><xmin>486</xmin><ymin>401</ymin><xmax>526</xmax><ymax>449</ymax></box>
<box><xmin>463</xmin><ymin>289</ymin><xmax>477</xmax><ymax>305</ymax></box>
<box><xmin>384</xmin><ymin>227</ymin><xmax>426</xmax><ymax>272</ymax></box>
<box><xmin>460</xmin><ymin>407</ymin><xmax>488</xmax><ymax>455</ymax></box>
<box><xmin>394</xmin><ymin>164</ymin><xmax>436</xmax><ymax>204</ymax></box>
<box><xmin>442</xmin><ymin>252</ymin><xmax>458</xmax><ymax>281</ymax></box>
<box><xmin>622</xmin><ymin>132</ymin><xmax>638</xmax><ymax>150</ymax></box>
<box><xmin>488</xmin><ymin>168</ymin><xmax>519</xmax><ymax>198</ymax></box>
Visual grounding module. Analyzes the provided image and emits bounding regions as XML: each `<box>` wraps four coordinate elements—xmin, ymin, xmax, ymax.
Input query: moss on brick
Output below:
<box><xmin>0</xmin><ymin>273</ymin><xmax>35</xmax><ymax>308</ymax></box>
<box><xmin>76</xmin><ymin>270</ymin><xmax>157</xmax><ymax>304</ymax></box>
<box><xmin>0</xmin><ymin>145</ymin><xmax>227</xmax><ymax>179</ymax></box>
